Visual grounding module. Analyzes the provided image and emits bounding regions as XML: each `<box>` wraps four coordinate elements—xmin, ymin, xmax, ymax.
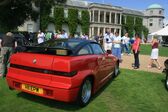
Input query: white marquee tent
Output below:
<box><xmin>149</xmin><ymin>26</ymin><xmax>168</xmax><ymax>36</ymax></box>
<box><xmin>148</xmin><ymin>26</ymin><xmax>168</xmax><ymax>42</ymax></box>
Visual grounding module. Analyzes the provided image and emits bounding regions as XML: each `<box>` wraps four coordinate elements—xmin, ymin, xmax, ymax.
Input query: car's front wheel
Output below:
<box><xmin>77</xmin><ymin>77</ymin><xmax>92</xmax><ymax>107</ymax></box>
<box><xmin>113</xmin><ymin>61</ymin><xmax>119</xmax><ymax>77</ymax></box>
<box><xmin>165</xmin><ymin>74</ymin><xmax>168</xmax><ymax>90</ymax></box>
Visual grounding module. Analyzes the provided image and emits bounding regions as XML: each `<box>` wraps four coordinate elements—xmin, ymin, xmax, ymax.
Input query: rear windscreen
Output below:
<box><xmin>23</xmin><ymin>39</ymin><xmax>81</xmax><ymax>56</ymax></box>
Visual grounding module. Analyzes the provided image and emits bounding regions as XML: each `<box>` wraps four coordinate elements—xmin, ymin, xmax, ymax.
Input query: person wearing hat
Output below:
<box><xmin>0</xmin><ymin>32</ymin><xmax>17</xmax><ymax>77</ymax></box>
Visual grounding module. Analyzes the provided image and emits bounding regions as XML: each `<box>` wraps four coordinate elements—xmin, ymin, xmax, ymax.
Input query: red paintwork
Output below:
<box><xmin>6</xmin><ymin>52</ymin><xmax>118</xmax><ymax>102</ymax></box>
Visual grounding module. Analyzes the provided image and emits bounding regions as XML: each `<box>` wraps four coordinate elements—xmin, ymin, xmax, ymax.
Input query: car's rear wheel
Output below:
<box><xmin>77</xmin><ymin>77</ymin><xmax>92</xmax><ymax>107</ymax></box>
<box><xmin>165</xmin><ymin>74</ymin><xmax>168</xmax><ymax>90</ymax></box>
<box><xmin>113</xmin><ymin>61</ymin><xmax>119</xmax><ymax>77</ymax></box>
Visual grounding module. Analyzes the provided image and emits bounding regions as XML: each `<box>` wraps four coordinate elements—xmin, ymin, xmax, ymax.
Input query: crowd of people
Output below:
<box><xmin>0</xmin><ymin>29</ymin><xmax>162</xmax><ymax>78</ymax></box>
<box><xmin>93</xmin><ymin>28</ymin><xmax>162</xmax><ymax>70</ymax></box>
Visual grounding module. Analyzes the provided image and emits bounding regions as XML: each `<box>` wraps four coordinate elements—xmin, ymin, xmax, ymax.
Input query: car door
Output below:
<box><xmin>90</xmin><ymin>43</ymin><xmax>108</xmax><ymax>84</ymax></box>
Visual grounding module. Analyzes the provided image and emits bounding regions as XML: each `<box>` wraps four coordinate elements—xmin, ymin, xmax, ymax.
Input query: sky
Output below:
<box><xmin>88</xmin><ymin>0</ymin><xmax>168</xmax><ymax>23</ymax></box>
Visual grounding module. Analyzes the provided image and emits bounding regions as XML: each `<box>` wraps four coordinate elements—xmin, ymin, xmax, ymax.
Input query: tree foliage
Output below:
<box><xmin>81</xmin><ymin>10</ymin><xmax>90</xmax><ymax>35</ymax></box>
<box><xmin>122</xmin><ymin>15</ymin><xmax>148</xmax><ymax>38</ymax></box>
<box><xmin>68</xmin><ymin>8</ymin><xmax>78</xmax><ymax>35</ymax></box>
<box><xmin>0</xmin><ymin>0</ymin><xmax>66</xmax><ymax>32</ymax></box>
<box><xmin>54</xmin><ymin>7</ymin><xmax>64</xmax><ymax>31</ymax></box>
<box><xmin>142</xmin><ymin>25</ymin><xmax>149</xmax><ymax>39</ymax></box>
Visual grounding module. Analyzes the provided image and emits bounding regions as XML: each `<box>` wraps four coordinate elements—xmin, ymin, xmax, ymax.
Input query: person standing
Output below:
<box><xmin>103</xmin><ymin>28</ymin><xmax>113</xmax><ymax>54</ymax></box>
<box><xmin>37</xmin><ymin>30</ymin><xmax>45</xmax><ymax>44</ymax></box>
<box><xmin>0</xmin><ymin>32</ymin><xmax>17</xmax><ymax>77</ymax></box>
<box><xmin>61</xmin><ymin>30</ymin><xmax>68</xmax><ymax>38</ymax></box>
<box><xmin>148</xmin><ymin>36</ymin><xmax>162</xmax><ymax>69</ymax></box>
<box><xmin>124</xmin><ymin>33</ymin><xmax>131</xmax><ymax>55</ymax></box>
<box><xmin>132</xmin><ymin>33</ymin><xmax>141</xmax><ymax>69</ymax></box>
<box><xmin>112</xmin><ymin>32</ymin><xmax>122</xmax><ymax>62</ymax></box>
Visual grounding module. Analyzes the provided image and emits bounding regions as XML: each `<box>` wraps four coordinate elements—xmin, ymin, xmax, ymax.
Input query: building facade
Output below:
<box><xmin>143</xmin><ymin>4</ymin><xmax>164</xmax><ymax>33</ymax></box>
<box><xmin>18</xmin><ymin>0</ymin><xmax>165</xmax><ymax>36</ymax></box>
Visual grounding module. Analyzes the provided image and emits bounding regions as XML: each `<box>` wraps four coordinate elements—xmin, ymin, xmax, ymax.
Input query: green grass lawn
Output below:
<box><xmin>140</xmin><ymin>44</ymin><xmax>168</xmax><ymax>57</ymax></box>
<box><xmin>0</xmin><ymin>69</ymin><xmax>168</xmax><ymax>112</ymax></box>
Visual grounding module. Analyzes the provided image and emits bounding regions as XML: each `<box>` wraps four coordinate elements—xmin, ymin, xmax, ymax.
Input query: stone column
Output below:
<box><xmin>120</xmin><ymin>13</ymin><xmax>122</xmax><ymax>25</ymax></box>
<box><xmin>92</xmin><ymin>27</ymin><xmax>94</xmax><ymax>37</ymax></box>
<box><xmin>93</xmin><ymin>10</ymin><xmax>95</xmax><ymax>22</ymax></box>
<box><xmin>89</xmin><ymin>10</ymin><xmax>92</xmax><ymax>22</ymax></box>
<box><xmin>114</xmin><ymin>28</ymin><xmax>116</xmax><ymax>33</ymax></box>
<box><xmin>119</xmin><ymin>28</ymin><xmax>121</xmax><ymax>36</ymax></box>
<box><xmin>103</xmin><ymin>27</ymin><xmax>106</xmax><ymax>35</ymax></box>
<box><xmin>98</xmin><ymin>10</ymin><xmax>100</xmax><ymax>23</ymax></box>
<box><xmin>115</xmin><ymin>13</ymin><xmax>117</xmax><ymax>24</ymax></box>
<box><xmin>89</xmin><ymin>27</ymin><xmax>92</xmax><ymax>38</ymax></box>
<box><xmin>97</xmin><ymin>27</ymin><xmax>100</xmax><ymax>36</ymax></box>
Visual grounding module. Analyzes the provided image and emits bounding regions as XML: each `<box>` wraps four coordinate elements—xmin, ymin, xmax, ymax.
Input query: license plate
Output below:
<box><xmin>21</xmin><ymin>84</ymin><xmax>43</xmax><ymax>94</ymax></box>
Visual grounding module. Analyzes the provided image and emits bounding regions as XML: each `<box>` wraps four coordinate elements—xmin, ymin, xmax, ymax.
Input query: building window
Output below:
<box><xmin>64</xmin><ymin>9</ymin><xmax>68</xmax><ymax>18</ymax></box>
<box><xmin>94</xmin><ymin>27</ymin><xmax>98</xmax><ymax>36</ymax></box>
<box><xmin>49</xmin><ymin>7</ymin><xmax>54</xmax><ymax>17</ymax></box>
<box><xmin>91</xmin><ymin>10</ymin><xmax>93</xmax><ymax>22</ymax></box>
<box><xmin>111</xmin><ymin>13</ymin><xmax>115</xmax><ymax>23</ymax></box>
<box><xmin>94</xmin><ymin>10</ymin><xmax>98</xmax><ymax>22</ymax></box>
<box><xmin>159</xmin><ymin>19</ymin><xmax>162</xmax><ymax>27</ymax></box>
<box><xmin>150</xmin><ymin>10</ymin><xmax>153</xmax><ymax>14</ymax></box>
<box><xmin>111</xmin><ymin>28</ymin><xmax>114</xmax><ymax>33</ymax></box>
<box><xmin>149</xmin><ymin>23</ymin><xmax>153</xmax><ymax>26</ymax></box>
<box><xmin>159</xmin><ymin>10</ymin><xmax>162</xmax><ymax>14</ymax></box>
<box><xmin>78</xmin><ymin>11</ymin><xmax>81</xmax><ymax>19</ymax></box>
<box><xmin>149</xmin><ymin>19</ymin><xmax>153</xmax><ymax>22</ymax></box>
<box><xmin>106</xmin><ymin>12</ymin><xmax>110</xmax><ymax>23</ymax></box>
<box><xmin>100</xmin><ymin>27</ymin><xmax>104</xmax><ymax>34</ymax></box>
<box><xmin>116</xmin><ymin>29</ymin><xmax>120</xmax><ymax>33</ymax></box>
<box><xmin>27</xmin><ymin>24</ymin><xmax>33</xmax><ymax>32</ymax></box>
<box><xmin>100</xmin><ymin>11</ymin><xmax>104</xmax><ymax>22</ymax></box>
<box><xmin>117</xmin><ymin>13</ymin><xmax>120</xmax><ymax>24</ymax></box>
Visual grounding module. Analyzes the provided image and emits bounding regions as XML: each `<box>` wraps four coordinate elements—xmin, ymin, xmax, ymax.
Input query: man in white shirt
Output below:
<box><xmin>61</xmin><ymin>30</ymin><xmax>68</xmax><ymax>38</ymax></box>
<box><xmin>112</xmin><ymin>32</ymin><xmax>122</xmax><ymax>61</ymax></box>
<box><xmin>37</xmin><ymin>30</ymin><xmax>45</xmax><ymax>44</ymax></box>
<box><xmin>121</xmin><ymin>33</ymin><xmax>130</xmax><ymax>55</ymax></box>
<box><xmin>103</xmin><ymin>28</ymin><xmax>113</xmax><ymax>53</ymax></box>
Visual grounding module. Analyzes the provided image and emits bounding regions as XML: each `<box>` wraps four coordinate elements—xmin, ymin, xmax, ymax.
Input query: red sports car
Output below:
<box><xmin>6</xmin><ymin>39</ymin><xmax>119</xmax><ymax>106</ymax></box>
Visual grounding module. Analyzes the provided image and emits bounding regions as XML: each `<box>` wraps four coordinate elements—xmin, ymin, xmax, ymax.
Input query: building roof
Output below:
<box><xmin>148</xmin><ymin>4</ymin><xmax>163</xmax><ymax>9</ymax></box>
<box><xmin>123</xmin><ymin>8</ymin><xmax>144</xmax><ymax>16</ymax></box>
<box><xmin>89</xmin><ymin>3</ymin><xmax>123</xmax><ymax>11</ymax></box>
<box><xmin>66</xmin><ymin>0</ymin><xmax>89</xmax><ymax>8</ymax></box>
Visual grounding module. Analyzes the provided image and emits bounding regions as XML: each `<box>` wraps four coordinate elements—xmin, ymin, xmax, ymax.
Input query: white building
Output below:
<box><xmin>18</xmin><ymin>1</ymin><xmax>165</xmax><ymax>36</ymax></box>
<box><xmin>143</xmin><ymin>4</ymin><xmax>164</xmax><ymax>33</ymax></box>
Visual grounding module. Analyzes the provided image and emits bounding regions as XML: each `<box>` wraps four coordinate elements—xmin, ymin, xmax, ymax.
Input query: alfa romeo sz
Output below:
<box><xmin>6</xmin><ymin>39</ymin><xmax>119</xmax><ymax>106</ymax></box>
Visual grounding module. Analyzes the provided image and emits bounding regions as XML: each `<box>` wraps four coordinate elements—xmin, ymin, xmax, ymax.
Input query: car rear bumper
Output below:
<box><xmin>6</xmin><ymin>76</ymin><xmax>80</xmax><ymax>102</ymax></box>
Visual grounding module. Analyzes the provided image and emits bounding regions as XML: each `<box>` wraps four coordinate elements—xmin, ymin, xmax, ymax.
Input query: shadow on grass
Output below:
<box><xmin>17</xmin><ymin>92</ymin><xmax>81</xmax><ymax>111</ymax></box>
<box><xmin>16</xmin><ymin>72</ymin><xmax>120</xmax><ymax>111</ymax></box>
<box><xmin>89</xmin><ymin>71</ymin><xmax>121</xmax><ymax>104</ymax></box>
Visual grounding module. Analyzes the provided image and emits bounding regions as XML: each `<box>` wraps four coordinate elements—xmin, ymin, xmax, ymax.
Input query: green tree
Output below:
<box><xmin>0</xmin><ymin>0</ymin><xmax>66</xmax><ymax>32</ymax></box>
<box><xmin>68</xmin><ymin>8</ymin><xmax>78</xmax><ymax>35</ymax></box>
<box><xmin>81</xmin><ymin>10</ymin><xmax>90</xmax><ymax>35</ymax></box>
<box><xmin>54</xmin><ymin>7</ymin><xmax>64</xmax><ymax>31</ymax></box>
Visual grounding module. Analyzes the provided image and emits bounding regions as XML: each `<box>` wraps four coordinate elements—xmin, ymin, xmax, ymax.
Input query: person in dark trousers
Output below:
<box><xmin>132</xmin><ymin>33</ymin><xmax>141</xmax><ymax>69</ymax></box>
<box><xmin>0</xmin><ymin>32</ymin><xmax>17</xmax><ymax>77</ymax></box>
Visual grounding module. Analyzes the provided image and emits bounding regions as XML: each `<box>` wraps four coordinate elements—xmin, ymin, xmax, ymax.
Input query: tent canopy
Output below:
<box><xmin>149</xmin><ymin>26</ymin><xmax>168</xmax><ymax>36</ymax></box>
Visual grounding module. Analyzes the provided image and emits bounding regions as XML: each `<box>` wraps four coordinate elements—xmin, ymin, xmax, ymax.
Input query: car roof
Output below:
<box><xmin>30</xmin><ymin>38</ymin><xmax>99</xmax><ymax>56</ymax></box>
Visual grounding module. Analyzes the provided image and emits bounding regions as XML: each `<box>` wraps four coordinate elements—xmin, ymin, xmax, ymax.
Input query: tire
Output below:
<box><xmin>165</xmin><ymin>74</ymin><xmax>168</xmax><ymax>91</ymax></box>
<box><xmin>113</xmin><ymin>61</ymin><xmax>119</xmax><ymax>77</ymax></box>
<box><xmin>77</xmin><ymin>77</ymin><xmax>92</xmax><ymax>107</ymax></box>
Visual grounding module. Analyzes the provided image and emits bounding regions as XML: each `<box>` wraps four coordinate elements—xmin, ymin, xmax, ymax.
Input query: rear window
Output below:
<box><xmin>37</xmin><ymin>39</ymin><xmax>80</xmax><ymax>49</ymax></box>
<box><xmin>23</xmin><ymin>39</ymin><xmax>82</xmax><ymax>56</ymax></box>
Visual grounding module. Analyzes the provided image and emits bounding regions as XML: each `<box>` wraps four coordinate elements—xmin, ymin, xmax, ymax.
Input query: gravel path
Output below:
<box><xmin>120</xmin><ymin>54</ymin><xmax>167</xmax><ymax>73</ymax></box>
